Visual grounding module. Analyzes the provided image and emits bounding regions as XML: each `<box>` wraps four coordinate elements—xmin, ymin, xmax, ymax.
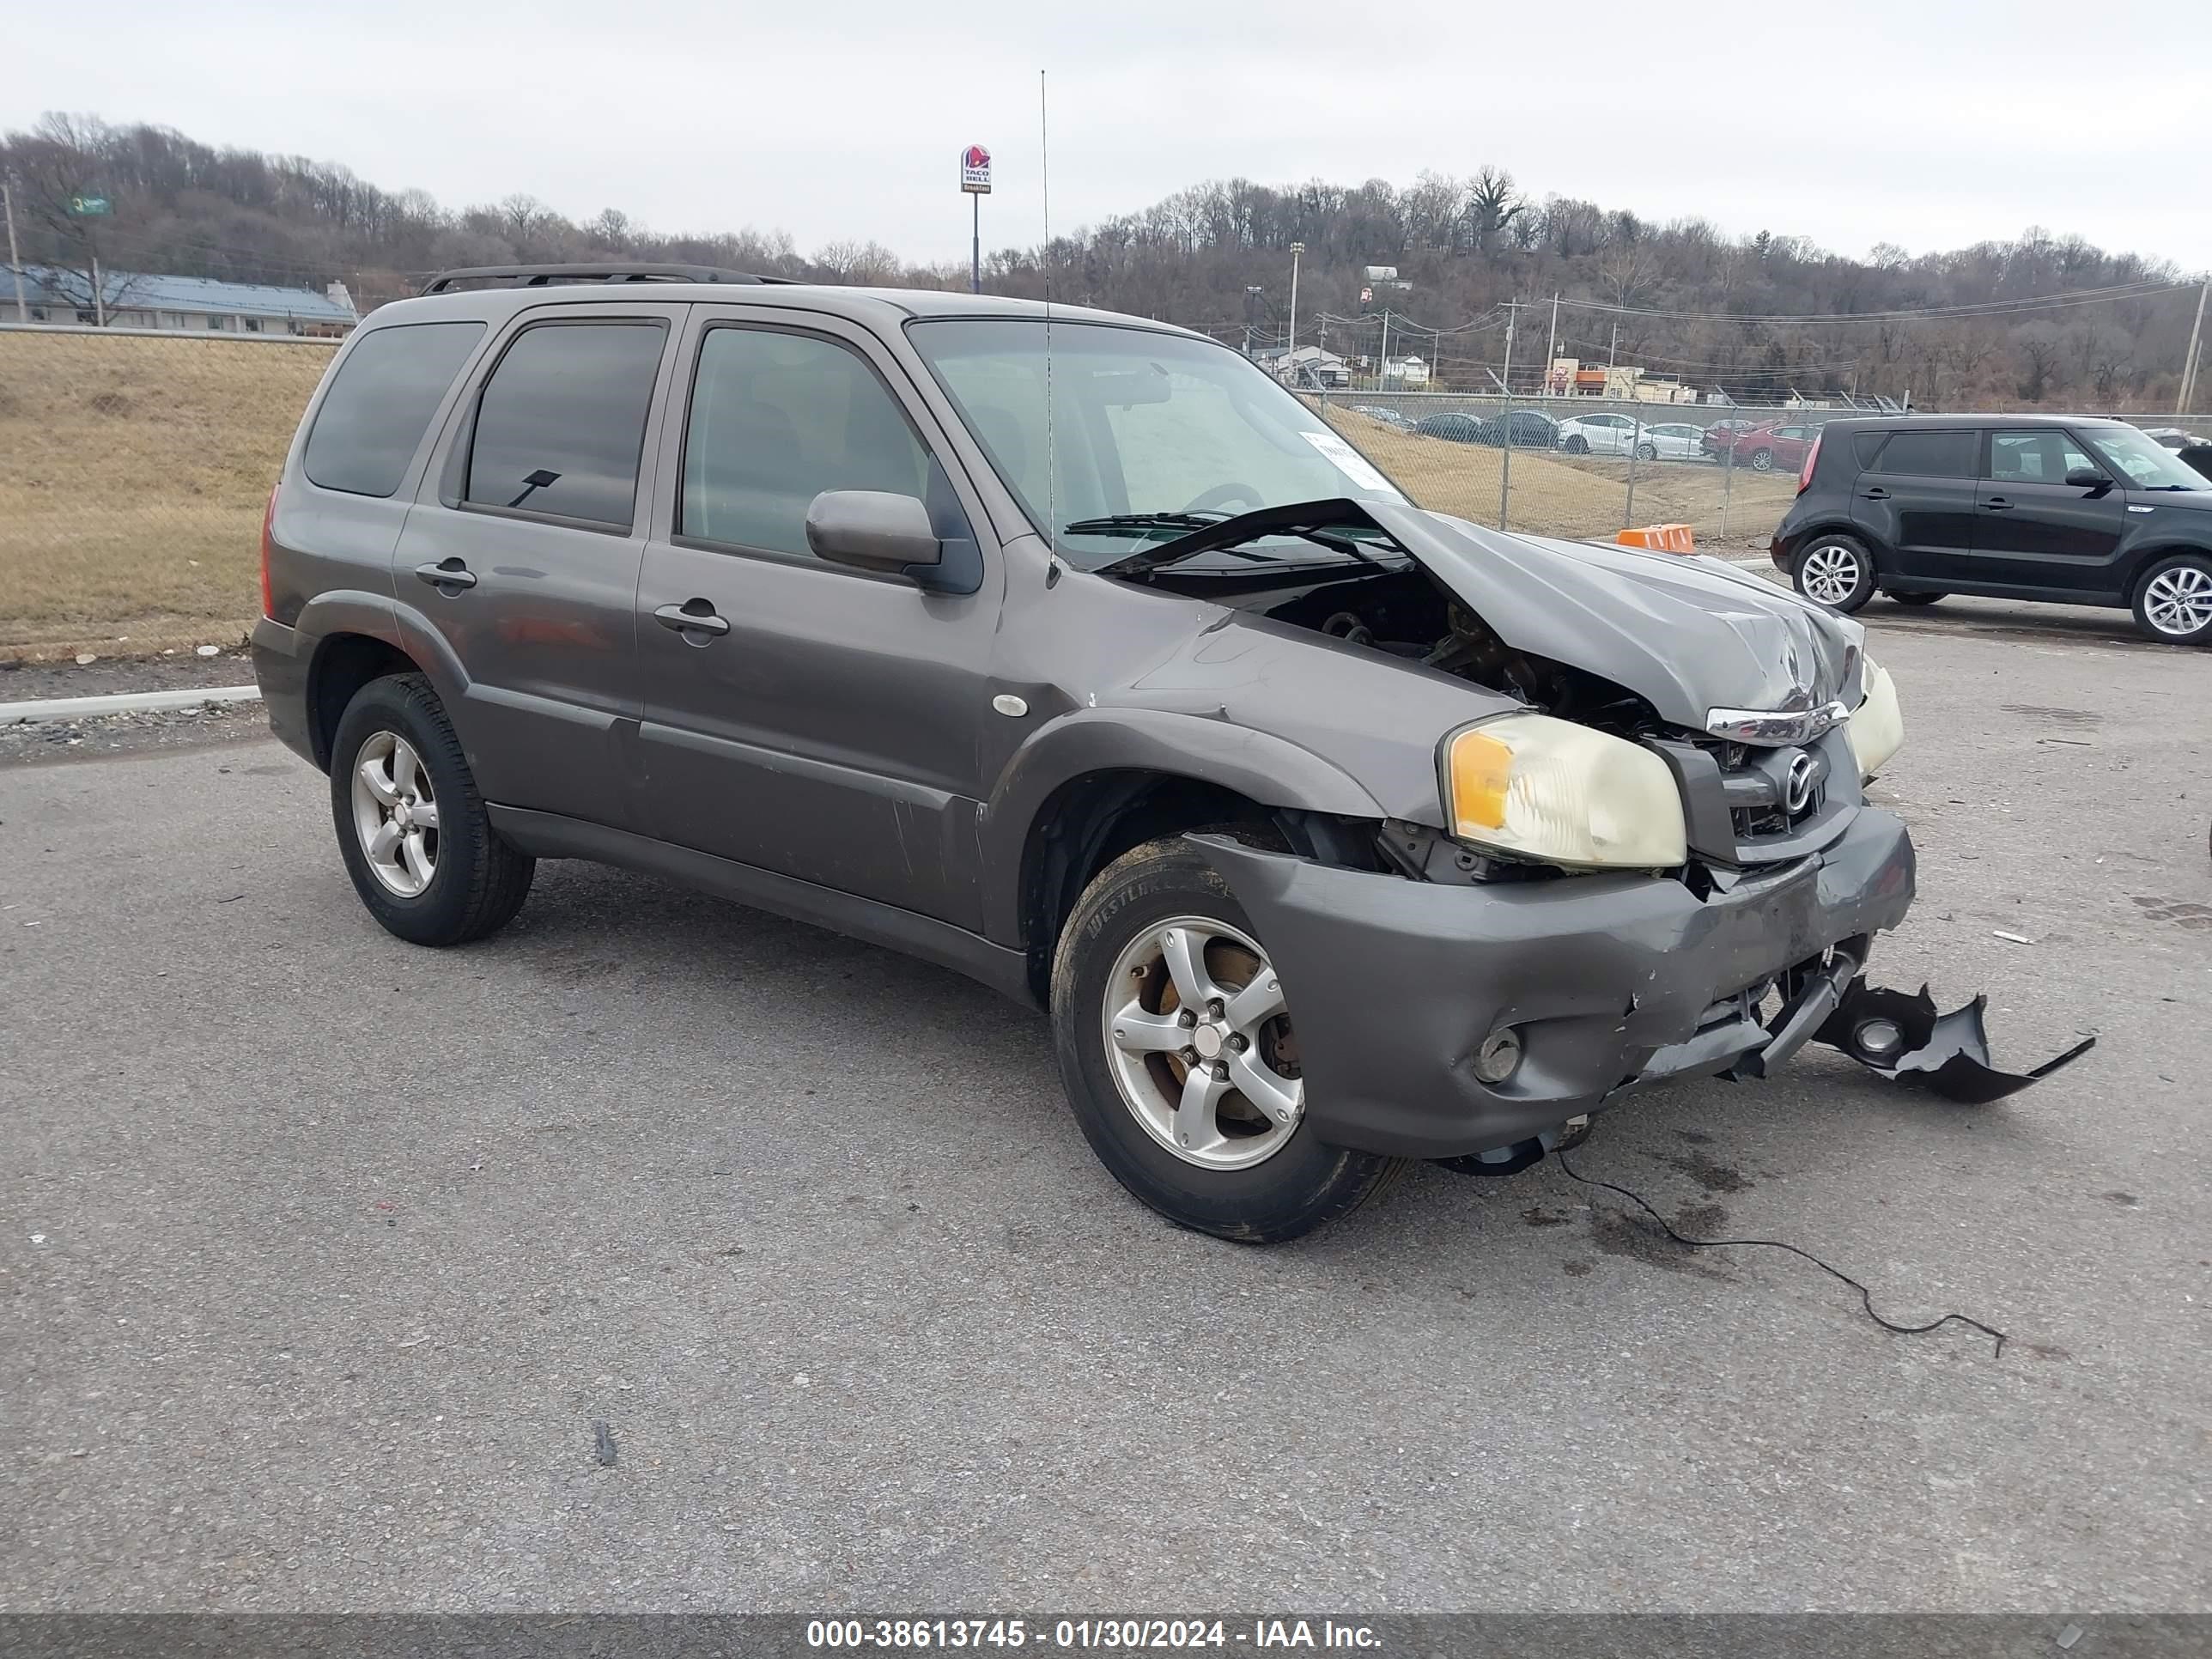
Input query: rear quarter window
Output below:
<box><xmin>302</xmin><ymin>321</ymin><xmax>486</xmax><ymax>498</ymax></box>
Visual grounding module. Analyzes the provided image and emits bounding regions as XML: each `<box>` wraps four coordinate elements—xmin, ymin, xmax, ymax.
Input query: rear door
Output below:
<box><xmin>633</xmin><ymin>305</ymin><xmax>1000</xmax><ymax>929</ymax></box>
<box><xmin>395</xmin><ymin>303</ymin><xmax>683</xmax><ymax>830</ymax></box>
<box><xmin>1972</xmin><ymin>428</ymin><xmax>2129</xmax><ymax>595</ymax></box>
<box><xmin>1850</xmin><ymin>428</ymin><xmax>1980</xmax><ymax>581</ymax></box>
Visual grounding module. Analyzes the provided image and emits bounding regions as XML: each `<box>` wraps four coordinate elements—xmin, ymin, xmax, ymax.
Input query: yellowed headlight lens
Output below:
<box><xmin>1443</xmin><ymin>714</ymin><xmax>1687</xmax><ymax>870</ymax></box>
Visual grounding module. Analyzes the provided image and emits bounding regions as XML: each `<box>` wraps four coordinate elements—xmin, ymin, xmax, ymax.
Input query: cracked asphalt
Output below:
<box><xmin>2</xmin><ymin>593</ymin><xmax>2206</xmax><ymax>1613</ymax></box>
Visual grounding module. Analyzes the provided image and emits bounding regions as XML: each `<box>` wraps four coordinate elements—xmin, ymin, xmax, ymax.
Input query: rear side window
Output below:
<box><xmin>1871</xmin><ymin>430</ymin><xmax>1978</xmax><ymax>478</ymax></box>
<box><xmin>465</xmin><ymin>321</ymin><xmax>666</xmax><ymax>527</ymax></box>
<box><xmin>302</xmin><ymin>321</ymin><xmax>484</xmax><ymax>498</ymax></box>
<box><xmin>680</xmin><ymin>326</ymin><xmax>933</xmax><ymax>556</ymax></box>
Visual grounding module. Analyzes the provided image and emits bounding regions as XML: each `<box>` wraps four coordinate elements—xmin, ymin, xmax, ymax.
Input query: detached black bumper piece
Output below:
<box><xmin>1196</xmin><ymin>806</ymin><xmax>1919</xmax><ymax>1161</ymax></box>
<box><xmin>1815</xmin><ymin>978</ymin><xmax>2096</xmax><ymax>1103</ymax></box>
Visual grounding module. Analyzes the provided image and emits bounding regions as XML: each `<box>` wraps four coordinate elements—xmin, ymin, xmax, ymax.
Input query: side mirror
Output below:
<box><xmin>2064</xmin><ymin>467</ymin><xmax>2109</xmax><ymax>490</ymax></box>
<box><xmin>805</xmin><ymin>489</ymin><xmax>941</xmax><ymax>578</ymax></box>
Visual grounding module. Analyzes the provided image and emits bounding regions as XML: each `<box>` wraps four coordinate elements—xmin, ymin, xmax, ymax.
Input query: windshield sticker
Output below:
<box><xmin>1300</xmin><ymin>430</ymin><xmax>1403</xmax><ymax>498</ymax></box>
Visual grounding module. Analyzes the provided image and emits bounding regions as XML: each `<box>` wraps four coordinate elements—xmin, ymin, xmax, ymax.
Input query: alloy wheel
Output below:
<box><xmin>2142</xmin><ymin>565</ymin><xmax>2212</xmax><ymax>638</ymax></box>
<box><xmin>1101</xmin><ymin>916</ymin><xmax>1303</xmax><ymax>1170</ymax></box>
<box><xmin>350</xmin><ymin>731</ymin><xmax>440</xmax><ymax>897</ymax></box>
<box><xmin>1799</xmin><ymin>544</ymin><xmax>1863</xmax><ymax>606</ymax></box>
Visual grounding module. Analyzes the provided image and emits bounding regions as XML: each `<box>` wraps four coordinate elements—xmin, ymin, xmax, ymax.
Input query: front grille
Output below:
<box><xmin>1694</xmin><ymin>738</ymin><xmax>1842</xmax><ymax>860</ymax></box>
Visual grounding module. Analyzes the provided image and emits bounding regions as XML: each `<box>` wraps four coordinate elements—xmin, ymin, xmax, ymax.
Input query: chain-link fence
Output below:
<box><xmin>0</xmin><ymin>323</ymin><xmax>336</xmax><ymax>656</ymax></box>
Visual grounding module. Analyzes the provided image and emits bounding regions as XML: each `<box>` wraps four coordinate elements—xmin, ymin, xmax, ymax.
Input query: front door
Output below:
<box><xmin>1850</xmin><ymin>427</ymin><xmax>1981</xmax><ymax>584</ymax></box>
<box><xmin>1971</xmin><ymin>428</ymin><xmax>2130</xmax><ymax>596</ymax></box>
<box><xmin>634</xmin><ymin>307</ymin><xmax>1001</xmax><ymax>930</ymax></box>
<box><xmin>394</xmin><ymin>305</ymin><xmax>683</xmax><ymax>831</ymax></box>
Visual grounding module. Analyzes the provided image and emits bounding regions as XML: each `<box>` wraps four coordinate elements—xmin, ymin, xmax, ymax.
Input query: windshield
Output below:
<box><xmin>2089</xmin><ymin>425</ymin><xmax>2209</xmax><ymax>491</ymax></box>
<box><xmin>908</xmin><ymin>318</ymin><xmax>1407</xmax><ymax>568</ymax></box>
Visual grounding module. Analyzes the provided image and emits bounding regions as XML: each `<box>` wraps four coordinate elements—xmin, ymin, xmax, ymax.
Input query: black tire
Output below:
<box><xmin>1634</xmin><ymin>441</ymin><xmax>1657</xmax><ymax>461</ymax></box>
<box><xmin>1048</xmin><ymin>836</ymin><xmax>1410</xmax><ymax>1244</ymax></box>
<box><xmin>1747</xmin><ymin>447</ymin><xmax>1776</xmax><ymax>471</ymax></box>
<box><xmin>1792</xmin><ymin>533</ymin><xmax>1878</xmax><ymax>614</ymax></box>
<box><xmin>1564</xmin><ymin>434</ymin><xmax>1589</xmax><ymax>454</ymax></box>
<box><xmin>1887</xmin><ymin>590</ymin><xmax>1944</xmax><ymax>606</ymax></box>
<box><xmin>2131</xmin><ymin>551</ymin><xmax>2212</xmax><ymax>645</ymax></box>
<box><xmin>328</xmin><ymin>672</ymin><xmax>533</xmax><ymax>946</ymax></box>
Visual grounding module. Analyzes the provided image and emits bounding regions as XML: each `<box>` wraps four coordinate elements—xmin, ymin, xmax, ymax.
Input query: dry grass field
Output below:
<box><xmin>0</xmin><ymin>332</ymin><xmax>1802</xmax><ymax>662</ymax></box>
<box><xmin>0</xmin><ymin>331</ymin><xmax>334</xmax><ymax>659</ymax></box>
<box><xmin>1316</xmin><ymin>406</ymin><xmax>1801</xmax><ymax>547</ymax></box>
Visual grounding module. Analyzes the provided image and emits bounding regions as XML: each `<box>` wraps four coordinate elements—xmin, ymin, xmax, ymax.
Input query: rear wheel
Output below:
<box><xmin>1049</xmin><ymin>836</ymin><xmax>1408</xmax><ymax>1243</ymax></box>
<box><xmin>2133</xmin><ymin>553</ymin><xmax>2212</xmax><ymax>644</ymax></box>
<box><xmin>1634</xmin><ymin>441</ymin><xmax>1657</xmax><ymax>461</ymax></box>
<box><xmin>1794</xmin><ymin>534</ymin><xmax>1876</xmax><ymax>613</ymax></box>
<box><xmin>330</xmin><ymin>672</ymin><xmax>533</xmax><ymax>946</ymax></box>
<box><xmin>1564</xmin><ymin>434</ymin><xmax>1589</xmax><ymax>454</ymax></box>
<box><xmin>1888</xmin><ymin>591</ymin><xmax>1945</xmax><ymax>606</ymax></box>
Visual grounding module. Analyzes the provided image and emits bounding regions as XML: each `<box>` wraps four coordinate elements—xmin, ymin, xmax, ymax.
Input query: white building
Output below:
<box><xmin>4</xmin><ymin>266</ymin><xmax>358</xmax><ymax>335</ymax></box>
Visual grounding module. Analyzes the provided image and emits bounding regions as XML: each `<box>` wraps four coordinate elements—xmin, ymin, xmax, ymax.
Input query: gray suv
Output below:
<box><xmin>254</xmin><ymin>264</ymin><xmax>2048</xmax><ymax>1243</ymax></box>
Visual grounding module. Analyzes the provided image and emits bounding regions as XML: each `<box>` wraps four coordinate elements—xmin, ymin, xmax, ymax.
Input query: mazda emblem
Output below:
<box><xmin>1784</xmin><ymin>751</ymin><xmax>1819</xmax><ymax>815</ymax></box>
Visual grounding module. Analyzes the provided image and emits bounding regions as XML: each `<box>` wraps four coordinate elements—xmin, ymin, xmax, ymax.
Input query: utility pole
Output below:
<box><xmin>1287</xmin><ymin>241</ymin><xmax>1304</xmax><ymax>356</ymax></box>
<box><xmin>1499</xmin><ymin>301</ymin><xmax>1518</xmax><ymax>531</ymax></box>
<box><xmin>1544</xmin><ymin>291</ymin><xmax>1560</xmax><ymax>397</ymax></box>
<box><xmin>2179</xmin><ymin>277</ymin><xmax>2209</xmax><ymax>415</ymax></box>
<box><xmin>1376</xmin><ymin>309</ymin><xmax>1389</xmax><ymax>392</ymax></box>
<box><xmin>3</xmin><ymin>179</ymin><xmax>26</xmax><ymax>322</ymax></box>
<box><xmin>91</xmin><ymin>253</ymin><xmax>105</xmax><ymax>327</ymax></box>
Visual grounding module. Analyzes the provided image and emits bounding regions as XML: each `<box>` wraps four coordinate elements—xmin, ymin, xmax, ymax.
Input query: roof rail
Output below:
<box><xmin>419</xmin><ymin>263</ymin><xmax>793</xmax><ymax>295</ymax></box>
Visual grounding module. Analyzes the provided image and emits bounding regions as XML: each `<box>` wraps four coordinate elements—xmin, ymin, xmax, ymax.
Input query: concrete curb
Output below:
<box><xmin>0</xmin><ymin>684</ymin><xmax>262</xmax><ymax>725</ymax></box>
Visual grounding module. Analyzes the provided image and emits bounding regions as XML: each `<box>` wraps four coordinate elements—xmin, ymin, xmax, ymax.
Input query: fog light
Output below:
<box><xmin>1853</xmin><ymin>1017</ymin><xmax>1905</xmax><ymax>1063</ymax></box>
<box><xmin>1474</xmin><ymin>1027</ymin><xmax>1523</xmax><ymax>1085</ymax></box>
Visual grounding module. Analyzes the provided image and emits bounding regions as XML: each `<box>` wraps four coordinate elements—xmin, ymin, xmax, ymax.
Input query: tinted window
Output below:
<box><xmin>1989</xmin><ymin>430</ymin><xmax>2100</xmax><ymax>483</ymax></box>
<box><xmin>681</xmin><ymin>327</ymin><xmax>933</xmax><ymax>556</ymax></box>
<box><xmin>465</xmin><ymin>321</ymin><xmax>665</xmax><ymax>526</ymax></box>
<box><xmin>304</xmin><ymin>321</ymin><xmax>484</xmax><ymax>498</ymax></box>
<box><xmin>1872</xmin><ymin>430</ymin><xmax>1978</xmax><ymax>478</ymax></box>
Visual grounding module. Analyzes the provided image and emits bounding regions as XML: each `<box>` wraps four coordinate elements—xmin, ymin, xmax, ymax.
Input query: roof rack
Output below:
<box><xmin>420</xmin><ymin>263</ymin><xmax>793</xmax><ymax>295</ymax></box>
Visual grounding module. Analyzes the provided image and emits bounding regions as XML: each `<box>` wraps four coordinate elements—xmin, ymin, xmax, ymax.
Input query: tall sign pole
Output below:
<box><xmin>1287</xmin><ymin>241</ymin><xmax>1304</xmax><ymax>356</ymax></box>
<box><xmin>959</xmin><ymin>144</ymin><xmax>992</xmax><ymax>295</ymax></box>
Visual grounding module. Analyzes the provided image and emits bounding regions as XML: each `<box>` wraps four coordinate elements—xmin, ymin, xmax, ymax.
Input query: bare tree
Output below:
<box><xmin>2015</xmin><ymin>328</ymin><xmax>2062</xmax><ymax>403</ymax></box>
<box><xmin>1463</xmin><ymin>167</ymin><xmax>1524</xmax><ymax>258</ymax></box>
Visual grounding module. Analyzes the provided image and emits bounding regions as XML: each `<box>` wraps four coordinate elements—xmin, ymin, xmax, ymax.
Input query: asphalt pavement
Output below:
<box><xmin>3</xmin><ymin>593</ymin><xmax>2207</xmax><ymax>1613</ymax></box>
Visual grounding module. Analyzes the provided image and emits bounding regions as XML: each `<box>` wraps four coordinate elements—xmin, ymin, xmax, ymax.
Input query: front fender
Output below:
<box><xmin>975</xmin><ymin>707</ymin><xmax>1386</xmax><ymax>945</ymax></box>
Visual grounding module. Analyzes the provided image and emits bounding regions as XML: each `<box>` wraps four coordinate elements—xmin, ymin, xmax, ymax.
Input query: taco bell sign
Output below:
<box><xmin>960</xmin><ymin>144</ymin><xmax>993</xmax><ymax>195</ymax></box>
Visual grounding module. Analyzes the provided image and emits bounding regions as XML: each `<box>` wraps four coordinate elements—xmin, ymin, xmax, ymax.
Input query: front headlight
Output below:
<box><xmin>1849</xmin><ymin>659</ymin><xmax>1904</xmax><ymax>780</ymax></box>
<box><xmin>1443</xmin><ymin>714</ymin><xmax>1687</xmax><ymax>871</ymax></box>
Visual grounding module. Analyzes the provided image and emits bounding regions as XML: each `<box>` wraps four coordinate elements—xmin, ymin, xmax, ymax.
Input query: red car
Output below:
<box><xmin>1707</xmin><ymin>421</ymin><xmax>1822</xmax><ymax>472</ymax></box>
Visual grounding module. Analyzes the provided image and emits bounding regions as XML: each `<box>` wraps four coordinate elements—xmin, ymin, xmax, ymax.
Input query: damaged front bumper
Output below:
<box><xmin>1199</xmin><ymin>808</ymin><xmax>2079</xmax><ymax>1162</ymax></box>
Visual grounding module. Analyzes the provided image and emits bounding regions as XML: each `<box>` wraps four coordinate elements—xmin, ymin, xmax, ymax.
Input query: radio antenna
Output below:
<box><xmin>1040</xmin><ymin>68</ymin><xmax>1058</xmax><ymax>580</ymax></box>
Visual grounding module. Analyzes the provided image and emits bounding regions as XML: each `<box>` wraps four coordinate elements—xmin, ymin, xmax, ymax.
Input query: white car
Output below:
<box><xmin>1554</xmin><ymin>412</ymin><xmax>1645</xmax><ymax>456</ymax></box>
<box><xmin>1642</xmin><ymin>422</ymin><xmax>1706</xmax><ymax>461</ymax></box>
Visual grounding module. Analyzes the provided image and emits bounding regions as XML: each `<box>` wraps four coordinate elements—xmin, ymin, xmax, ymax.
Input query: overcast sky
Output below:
<box><xmin>6</xmin><ymin>0</ymin><xmax>2208</xmax><ymax>277</ymax></box>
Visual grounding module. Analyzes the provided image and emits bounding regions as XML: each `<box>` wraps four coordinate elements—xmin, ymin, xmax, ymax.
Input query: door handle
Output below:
<box><xmin>415</xmin><ymin>558</ymin><xmax>477</xmax><ymax>590</ymax></box>
<box><xmin>1982</xmin><ymin>497</ymin><xmax>2014</xmax><ymax>510</ymax></box>
<box><xmin>1858</xmin><ymin>487</ymin><xmax>1889</xmax><ymax>501</ymax></box>
<box><xmin>654</xmin><ymin>601</ymin><xmax>731</xmax><ymax>639</ymax></box>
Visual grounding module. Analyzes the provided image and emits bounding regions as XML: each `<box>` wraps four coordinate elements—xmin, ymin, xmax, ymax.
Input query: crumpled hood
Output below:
<box><xmin>1368</xmin><ymin>501</ymin><xmax>1863</xmax><ymax>727</ymax></box>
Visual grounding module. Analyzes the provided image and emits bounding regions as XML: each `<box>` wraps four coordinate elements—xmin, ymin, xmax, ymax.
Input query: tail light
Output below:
<box><xmin>258</xmin><ymin>482</ymin><xmax>280</xmax><ymax>617</ymax></box>
<box><xmin>1797</xmin><ymin>434</ymin><xmax>1822</xmax><ymax>493</ymax></box>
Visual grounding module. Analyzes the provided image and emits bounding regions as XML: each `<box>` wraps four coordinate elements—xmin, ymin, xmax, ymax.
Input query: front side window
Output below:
<box><xmin>680</xmin><ymin>327</ymin><xmax>933</xmax><ymax>556</ymax></box>
<box><xmin>1988</xmin><ymin>430</ymin><xmax>2100</xmax><ymax>484</ymax></box>
<box><xmin>2087</xmin><ymin>425</ymin><xmax>2208</xmax><ymax>491</ymax></box>
<box><xmin>304</xmin><ymin>320</ymin><xmax>486</xmax><ymax>499</ymax></box>
<box><xmin>465</xmin><ymin>320</ymin><xmax>665</xmax><ymax>526</ymax></box>
<box><xmin>908</xmin><ymin>318</ymin><xmax>1406</xmax><ymax>568</ymax></box>
<box><xmin>1872</xmin><ymin>430</ymin><xmax>1978</xmax><ymax>479</ymax></box>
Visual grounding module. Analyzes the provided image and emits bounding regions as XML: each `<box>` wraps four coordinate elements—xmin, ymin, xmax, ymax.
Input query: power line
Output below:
<box><xmin>1559</xmin><ymin>278</ymin><xmax>2191</xmax><ymax>325</ymax></box>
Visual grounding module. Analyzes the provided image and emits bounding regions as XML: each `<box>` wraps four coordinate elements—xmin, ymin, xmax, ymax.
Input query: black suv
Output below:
<box><xmin>1771</xmin><ymin>414</ymin><xmax>2212</xmax><ymax>643</ymax></box>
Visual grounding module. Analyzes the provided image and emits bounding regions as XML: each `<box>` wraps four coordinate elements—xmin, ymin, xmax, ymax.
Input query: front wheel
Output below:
<box><xmin>330</xmin><ymin>672</ymin><xmax>534</xmax><ymax>945</ymax></box>
<box><xmin>2133</xmin><ymin>553</ymin><xmax>2212</xmax><ymax>644</ymax></box>
<box><xmin>1794</xmin><ymin>534</ymin><xmax>1877</xmax><ymax>613</ymax></box>
<box><xmin>1049</xmin><ymin>836</ymin><xmax>1408</xmax><ymax>1243</ymax></box>
<box><xmin>1747</xmin><ymin>447</ymin><xmax>1776</xmax><ymax>471</ymax></box>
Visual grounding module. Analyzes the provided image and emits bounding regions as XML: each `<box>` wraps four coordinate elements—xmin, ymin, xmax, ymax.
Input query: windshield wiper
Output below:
<box><xmin>1096</xmin><ymin>498</ymin><xmax>1405</xmax><ymax>579</ymax></box>
<box><xmin>1060</xmin><ymin>511</ymin><xmax>1230</xmax><ymax>536</ymax></box>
